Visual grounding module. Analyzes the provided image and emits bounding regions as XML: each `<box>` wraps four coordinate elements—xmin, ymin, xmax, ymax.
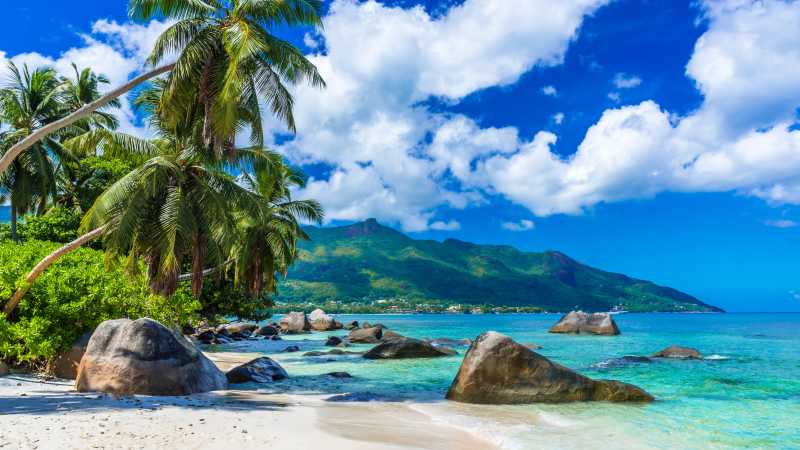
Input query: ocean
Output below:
<box><xmin>212</xmin><ymin>313</ymin><xmax>800</xmax><ymax>449</ymax></box>
<box><xmin>0</xmin><ymin>205</ymin><xmax>9</xmax><ymax>223</ymax></box>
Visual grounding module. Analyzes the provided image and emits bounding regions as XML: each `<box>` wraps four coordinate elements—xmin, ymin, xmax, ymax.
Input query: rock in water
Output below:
<box><xmin>325</xmin><ymin>336</ymin><xmax>343</xmax><ymax>346</ymax></box>
<box><xmin>75</xmin><ymin>318</ymin><xmax>227</xmax><ymax>396</ymax></box>
<box><xmin>446</xmin><ymin>331</ymin><xmax>653</xmax><ymax>404</ymax></box>
<box><xmin>50</xmin><ymin>331</ymin><xmax>92</xmax><ymax>379</ymax></box>
<box><xmin>279</xmin><ymin>312</ymin><xmax>311</xmax><ymax>334</ymax></box>
<box><xmin>364</xmin><ymin>338</ymin><xmax>451</xmax><ymax>359</ymax></box>
<box><xmin>345</xmin><ymin>321</ymin><xmax>359</xmax><ymax>330</ymax></box>
<box><xmin>308</xmin><ymin>308</ymin><xmax>343</xmax><ymax>331</ymax></box>
<box><xmin>253</xmin><ymin>325</ymin><xmax>279</xmax><ymax>337</ymax></box>
<box><xmin>348</xmin><ymin>326</ymin><xmax>383</xmax><ymax>343</ymax></box>
<box><xmin>548</xmin><ymin>311</ymin><xmax>620</xmax><ymax>335</ymax></box>
<box><xmin>653</xmin><ymin>345</ymin><xmax>702</xmax><ymax>359</ymax></box>
<box><xmin>223</xmin><ymin>323</ymin><xmax>258</xmax><ymax>335</ymax></box>
<box><xmin>381</xmin><ymin>330</ymin><xmax>405</xmax><ymax>341</ymax></box>
<box><xmin>226</xmin><ymin>357</ymin><xmax>287</xmax><ymax>383</ymax></box>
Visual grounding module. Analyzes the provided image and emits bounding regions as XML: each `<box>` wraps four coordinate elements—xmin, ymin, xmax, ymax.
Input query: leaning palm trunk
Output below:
<box><xmin>0</xmin><ymin>64</ymin><xmax>175</xmax><ymax>177</ymax></box>
<box><xmin>3</xmin><ymin>225</ymin><xmax>108</xmax><ymax>316</ymax></box>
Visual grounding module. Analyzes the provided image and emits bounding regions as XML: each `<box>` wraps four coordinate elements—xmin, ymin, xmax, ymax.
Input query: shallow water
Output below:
<box><xmin>214</xmin><ymin>313</ymin><xmax>800</xmax><ymax>449</ymax></box>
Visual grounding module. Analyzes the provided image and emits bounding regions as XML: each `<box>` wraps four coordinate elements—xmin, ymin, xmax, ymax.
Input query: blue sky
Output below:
<box><xmin>2</xmin><ymin>0</ymin><xmax>800</xmax><ymax>312</ymax></box>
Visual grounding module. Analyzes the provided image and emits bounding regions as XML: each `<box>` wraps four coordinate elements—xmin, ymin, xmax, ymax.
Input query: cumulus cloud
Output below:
<box><xmin>542</xmin><ymin>85</ymin><xmax>558</xmax><ymax>97</ymax></box>
<box><xmin>280</xmin><ymin>0</ymin><xmax>608</xmax><ymax>230</ymax></box>
<box><xmin>501</xmin><ymin>219</ymin><xmax>535</xmax><ymax>231</ymax></box>
<box><xmin>553</xmin><ymin>112</ymin><xmax>565</xmax><ymax>124</ymax></box>
<box><xmin>0</xmin><ymin>19</ymin><xmax>172</xmax><ymax>136</ymax></box>
<box><xmin>612</xmin><ymin>72</ymin><xmax>642</xmax><ymax>89</ymax></box>
<box><xmin>430</xmin><ymin>220</ymin><xmax>461</xmax><ymax>231</ymax></box>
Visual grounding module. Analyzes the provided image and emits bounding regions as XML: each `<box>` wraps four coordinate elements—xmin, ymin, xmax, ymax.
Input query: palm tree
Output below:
<box><xmin>0</xmin><ymin>64</ymin><xmax>65</xmax><ymax>240</ymax></box>
<box><xmin>0</xmin><ymin>0</ymin><xmax>325</xmax><ymax>177</ymax></box>
<box><xmin>234</xmin><ymin>157</ymin><xmax>322</xmax><ymax>296</ymax></box>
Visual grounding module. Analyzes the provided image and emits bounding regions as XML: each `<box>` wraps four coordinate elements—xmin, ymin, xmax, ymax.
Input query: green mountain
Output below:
<box><xmin>276</xmin><ymin>219</ymin><xmax>722</xmax><ymax>313</ymax></box>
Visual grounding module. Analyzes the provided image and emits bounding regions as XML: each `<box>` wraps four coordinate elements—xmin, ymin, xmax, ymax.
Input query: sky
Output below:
<box><xmin>1</xmin><ymin>0</ymin><xmax>800</xmax><ymax>312</ymax></box>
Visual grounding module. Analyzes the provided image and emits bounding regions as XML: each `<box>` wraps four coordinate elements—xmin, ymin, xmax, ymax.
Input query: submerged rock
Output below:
<box><xmin>446</xmin><ymin>331</ymin><xmax>653</xmax><ymax>404</ymax></box>
<box><xmin>76</xmin><ymin>318</ymin><xmax>227</xmax><ymax>396</ymax></box>
<box><xmin>653</xmin><ymin>345</ymin><xmax>702</xmax><ymax>359</ymax></box>
<box><xmin>283</xmin><ymin>345</ymin><xmax>301</xmax><ymax>353</ymax></box>
<box><xmin>348</xmin><ymin>326</ymin><xmax>383</xmax><ymax>343</ymax></box>
<box><xmin>364</xmin><ymin>338</ymin><xmax>452</xmax><ymax>359</ymax></box>
<box><xmin>325</xmin><ymin>336</ymin><xmax>343</xmax><ymax>346</ymax></box>
<box><xmin>279</xmin><ymin>312</ymin><xmax>311</xmax><ymax>334</ymax></box>
<box><xmin>253</xmin><ymin>325</ymin><xmax>279</xmax><ymax>337</ymax></box>
<box><xmin>50</xmin><ymin>331</ymin><xmax>92</xmax><ymax>379</ymax></box>
<box><xmin>325</xmin><ymin>372</ymin><xmax>353</xmax><ymax>378</ymax></box>
<box><xmin>226</xmin><ymin>357</ymin><xmax>287</xmax><ymax>383</ymax></box>
<box><xmin>593</xmin><ymin>355</ymin><xmax>653</xmax><ymax>369</ymax></box>
<box><xmin>549</xmin><ymin>311</ymin><xmax>620</xmax><ymax>335</ymax></box>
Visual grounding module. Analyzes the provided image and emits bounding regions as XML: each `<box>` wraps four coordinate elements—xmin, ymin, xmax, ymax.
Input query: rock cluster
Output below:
<box><xmin>549</xmin><ymin>311</ymin><xmax>620</xmax><ymax>335</ymax></box>
<box><xmin>446</xmin><ymin>331</ymin><xmax>653</xmax><ymax>404</ymax></box>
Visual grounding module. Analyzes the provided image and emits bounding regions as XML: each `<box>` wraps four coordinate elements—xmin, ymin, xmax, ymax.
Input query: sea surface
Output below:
<box><xmin>0</xmin><ymin>205</ymin><xmax>9</xmax><ymax>223</ymax></box>
<box><xmin>213</xmin><ymin>313</ymin><xmax>800</xmax><ymax>449</ymax></box>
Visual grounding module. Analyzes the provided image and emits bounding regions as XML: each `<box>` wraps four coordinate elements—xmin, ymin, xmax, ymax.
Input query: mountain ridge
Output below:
<box><xmin>276</xmin><ymin>219</ymin><xmax>723</xmax><ymax>313</ymax></box>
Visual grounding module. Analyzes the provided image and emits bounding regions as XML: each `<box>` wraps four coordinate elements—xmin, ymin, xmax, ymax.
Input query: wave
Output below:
<box><xmin>704</xmin><ymin>354</ymin><xmax>731</xmax><ymax>360</ymax></box>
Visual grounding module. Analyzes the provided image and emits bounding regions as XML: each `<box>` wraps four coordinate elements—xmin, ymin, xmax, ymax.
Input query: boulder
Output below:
<box><xmin>653</xmin><ymin>345</ymin><xmax>702</xmax><ymax>359</ymax></box>
<box><xmin>279</xmin><ymin>312</ymin><xmax>311</xmax><ymax>334</ymax></box>
<box><xmin>325</xmin><ymin>336</ymin><xmax>343</xmax><ymax>347</ymax></box>
<box><xmin>224</xmin><ymin>323</ymin><xmax>258</xmax><ymax>335</ymax></box>
<box><xmin>196</xmin><ymin>330</ymin><xmax>216</xmax><ymax>344</ymax></box>
<box><xmin>381</xmin><ymin>330</ymin><xmax>405</xmax><ymax>341</ymax></box>
<box><xmin>345</xmin><ymin>321</ymin><xmax>359</xmax><ymax>330</ymax></box>
<box><xmin>50</xmin><ymin>331</ymin><xmax>92</xmax><ymax>379</ymax></box>
<box><xmin>0</xmin><ymin>361</ymin><xmax>8</xmax><ymax>377</ymax></box>
<box><xmin>75</xmin><ymin>318</ymin><xmax>227</xmax><ymax>396</ymax></box>
<box><xmin>283</xmin><ymin>345</ymin><xmax>301</xmax><ymax>353</ymax></box>
<box><xmin>446</xmin><ymin>331</ymin><xmax>653</xmax><ymax>404</ymax></box>
<box><xmin>364</xmin><ymin>338</ymin><xmax>451</xmax><ymax>359</ymax></box>
<box><xmin>253</xmin><ymin>325</ymin><xmax>279</xmax><ymax>337</ymax></box>
<box><xmin>348</xmin><ymin>326</ymin><xmax>383</xmax><ymax>343</ymax></box>
<box><xmin>226</xmin><ymin>357</ymin><xmax>287</xmax><ymax>383</ymax></box>
<box><xmin>308</xmin><ymin>309</ymin><xmax>342</xmax><ymax>331</ymax></box>
<box><xmin>325</xmin><ymin>372</ymin><xmax>353</xmax><ymax>379</ymax></box>
<box><xmin>548</xmin><ymin>311</ymin><xmax>620</xmax><ymax>336</ymax></box>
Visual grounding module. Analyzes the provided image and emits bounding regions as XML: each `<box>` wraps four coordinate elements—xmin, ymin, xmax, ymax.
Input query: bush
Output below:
<box><xmin>0</xmin><ymin>240</ymin><xmax>200</xmax><ymax>365</ymax></box>
<box><xmin>20</xmin><ymin>207</ymin><xmax>81</xmax><ymax>243</ymax></box>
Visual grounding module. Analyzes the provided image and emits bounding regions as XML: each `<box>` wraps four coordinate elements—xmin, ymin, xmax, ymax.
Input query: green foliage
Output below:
<box><xmin>19</xmin><ymin>206</ymin><xmax>81</xmax><ymax>243</ymax></box>
<box><xmin>0</xmin><ymin>240</ymin><xmax>200</xmax><ymax>364</ymax></box>
<box><xmin>275</xmin><ymin>219</ymin><xmax>723</xmax><ymax>313</ymax></box>
<box><xmin>195</xmin><ymin>275</ymin><xmax>274</xmax><ymax>322</ymax></box>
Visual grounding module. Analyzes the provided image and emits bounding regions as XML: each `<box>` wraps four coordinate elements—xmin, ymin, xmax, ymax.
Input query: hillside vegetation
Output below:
<box><xmin>276</xmin><ymin>219</ymin><xmax>722</xmax><ymax>313</ymax></box>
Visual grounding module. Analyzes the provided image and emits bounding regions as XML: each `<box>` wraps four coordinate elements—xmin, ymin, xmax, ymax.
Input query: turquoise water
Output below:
<box><xmin>0</xmin><ymin>205</ymin><xmax>9</xmax><ymax>223</ymax></box>
<box><xmin>215</xmin><ymin>313</ymin><xmax>800</xmax><ymax>449</ymax></box>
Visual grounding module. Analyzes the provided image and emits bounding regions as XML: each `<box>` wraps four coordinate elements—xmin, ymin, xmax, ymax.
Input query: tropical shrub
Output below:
<box><xmin>0</xmin><ymin>240</ymin><xmax>200</xmax><ymax>365</ymax></box>
<box><xmin>19</xmin><ymin>207</ymin><xmax>81</xmax><ymax>243</ymax></box>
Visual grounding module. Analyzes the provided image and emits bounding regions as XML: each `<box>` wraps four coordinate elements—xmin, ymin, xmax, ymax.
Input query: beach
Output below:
<box><xmin>0</xmin><ymin>355</ymin><xmax>494</xmax><ymax>450</ymax></box>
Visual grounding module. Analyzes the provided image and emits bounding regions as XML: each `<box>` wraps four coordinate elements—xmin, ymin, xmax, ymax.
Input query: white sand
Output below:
<box><xmin>0</xmin><ymin>353</ymin><xmax>495</xmax><ymax>450</ymax></box>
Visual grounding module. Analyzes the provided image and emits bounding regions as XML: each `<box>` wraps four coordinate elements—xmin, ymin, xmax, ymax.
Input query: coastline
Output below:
<box><xmin>0</xmin><ymin>352</ymin><xmax>497</xmax><ymax>450</ymax></box>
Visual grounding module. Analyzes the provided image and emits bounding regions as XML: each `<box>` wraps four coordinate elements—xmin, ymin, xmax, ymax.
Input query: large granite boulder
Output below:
<box><xmin>308</xmin><ymin>309</ymin><xmax>342</xmax><ymax>331</ymax></box>
<box><xmin>549</xmin><ymin>311</ymin><xmax>620</xmax><ymax>336</ymax></box>
<box><xmin>653</xmin><ymin>345</ymin><xmax>702</xmax><ymax>359</ymax></box>
<box><xmin>75</xmin><ymin>318</ymin><xmax>228</xmax><ymax>396</ymax></box>
<box><xmin>348</xmin><ymin>326</ymin><xmax>383</xmax><ymax>343</ymax></box>
<box><xmin>446</xmin><ymin>332</ymin><xmax>653</xmax><ymax>404</ymax></box>
<box><xmin>279</xmin><ymin>312</ymin><xmax>311</xmax><ymax>334</ymax></box>
<box><xmin>223</xmin><ymin>323</ymin><xmax>258</xmax><ymax>335</ymax></box>
<box><xmin>364</xmin><ymin>338</ymin><xmax>452</xmax><ymax>359</ymax></box>
<box><xmin>226</xmin><ymin>357</ymin><xmax>287</xmax><ymax>383</ymax></box>
<box><xmin>50</xmin><ymin>331</ymin><xmax>92</xmax><ymax>379</ymax></box>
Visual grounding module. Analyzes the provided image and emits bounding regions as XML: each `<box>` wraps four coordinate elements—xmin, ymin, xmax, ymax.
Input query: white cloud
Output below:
<box><xmin>607</xmin><ymin>91</ymin><xmax>621</xmax><ymax>102</ymax></box>
<box><xmin>612</xmin><ymin>72</ymin><xmax>642</xmax><ymax>89</ymax></box>
<box><xmin>553</xmin><ymin>112</ymin><xmax>565</xmax><ymax>124</ymax></box>
<box><xmin>281</xmin><ymin>0</ymin><xmax>608</xmax><ymax>230</ymax></box>
<box><xmin>501</xmin><ymin>219</ymin><xmax>535</xmax><ymax>231</ymax></box>
<box><xmin>0</xmin><ymin>19</ymin><xmax>172</xmax><ymax>136</ymax></box>
<box><xmin>303</xmin><ymin>32</ymin><xmax>320</xmax><ymax>49</ymax></box>
<box><xmin>541</xmin><ymin>85</ymin><xmax>558</xmax><ymax>97</ymax></box>
<box><xmin>765</xmin><ymin>219</ymin><xmax>798</xmax><ymax>228</ymax></box>
<box><xmin>430</xmin><ymin>220</ymin><xmax>461</xmax><ymax>231</ymax></box>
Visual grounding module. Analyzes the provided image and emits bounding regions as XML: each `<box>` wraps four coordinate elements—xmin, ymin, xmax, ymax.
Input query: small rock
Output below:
<box><xmin>283</xmin><ymin>345</ymin><xmax>301</xmax><ymax>353</ymax></box>
<box><xmin>325</xmin><ymin>336</ymin><xmax>343</xmax><ymax>347</ymax></box>
<box><xmin>226</xmin><ymin>357</ymin><xmax>288</xmax><ymax>383</ymax></box>
<box><xmin>549</xmin><ymin>311</ymin><xmax>620</xmax><ymax>336</ymax></box>
<box><xmin>348</xmin><ymin>327</ymin><xmax>382</xmax><ymax>343</ymax></box>
<box><xmin>325</xmin><ymin>372</ymin><xmax>353</xmax><ymax>378</ymax></box>
<box><xmin>253</xmin><ymin>325</ymin><xmax>279</xmax><ymax>337</ymax></box>
<box><xmin>364</xmin><ymin>338</ymin><xmax>451</xmax><ymax>359</ymax></box>
<box><xmin>652</xmin><ymin>345</ymin><xmax>702</xmax><ymax>359</ymax></box>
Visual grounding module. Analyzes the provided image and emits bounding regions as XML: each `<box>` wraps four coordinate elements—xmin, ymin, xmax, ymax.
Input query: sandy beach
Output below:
<box><xmin>0</xmin><ymin>352</ymin><xmax>495</xmax><ymax>450</ymax></box>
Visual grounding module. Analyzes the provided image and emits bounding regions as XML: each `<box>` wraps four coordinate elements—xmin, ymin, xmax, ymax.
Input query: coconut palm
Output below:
<box><xmin>0</xmin><ymin>0</ymin><xmax>325</xmax><ymax>177</ymax></box>
<box><xmin>0</xmin><ymin>64</ymin><xmax>65</xmax><ymax>240</ymax></box>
